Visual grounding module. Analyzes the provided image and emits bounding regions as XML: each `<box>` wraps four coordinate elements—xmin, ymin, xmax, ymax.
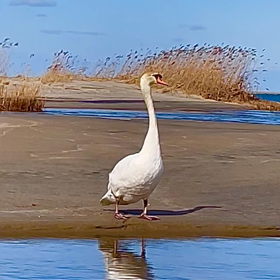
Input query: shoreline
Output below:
<box><xmin>0</xmin><ymin>77</ymin><xmax>258</xmax><ymax>112</ymax></box>
<box><xmin>3</xmin><ymin>77</ymin><xmax>280</xmax><ymax>113</ymax></box>
<box><xmin>1</xmin><ymin>220</ymin><xmax>280</xmax><ymax>239</ymax></box>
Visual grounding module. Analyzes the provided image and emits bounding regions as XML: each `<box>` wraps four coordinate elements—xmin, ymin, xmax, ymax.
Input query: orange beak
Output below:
<box><xmin>156</xmin><ymin>77</ymin><xmax>168</xmax><ymax>86</ymax></box>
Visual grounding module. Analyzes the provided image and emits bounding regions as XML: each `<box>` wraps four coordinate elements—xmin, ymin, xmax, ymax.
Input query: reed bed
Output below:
<box><xmin>41</xmin><ymin>68</ymin><xmax>74</xmax><ymax>84</ymax></box>
<box><xmin>2</xmin><ymin>40</ymin><xmax>280</xmax><ymax>111</ymax></box>
<box><xmin>0</xmin><ymin>82</ymin><xmax>45</xmax><ymax>112</ymax></box>
<box><xmin>41</xmin><ymin>50</ymin><xmax>86</xmax><ymax>84</ymax></box>
<box><xmin>0</xmin><ymin>38</ymin><xmax>45</xmax><ymax>112</ymax></box>
<box><xmin>91</xmin><ymin>44</ymin><xmax>280</xmax><ymax>111</ymax></box>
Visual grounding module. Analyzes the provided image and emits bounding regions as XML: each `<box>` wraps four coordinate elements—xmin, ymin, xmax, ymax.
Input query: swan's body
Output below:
<box><xmin>100</xmin><ymin>73</ymin><xmax>168</xmax><ymax>220</ymax></box>
<box><xmin>103</xmin><ymin>151</ymin><xmax>163</xmax><ymax>205</ymax></box>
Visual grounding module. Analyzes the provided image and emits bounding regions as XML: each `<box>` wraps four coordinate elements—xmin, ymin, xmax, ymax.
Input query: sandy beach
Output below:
<box><xmin>1</xmin><ymin>80</ymin><xmax>280</xmax><ymax>238</ymax></box>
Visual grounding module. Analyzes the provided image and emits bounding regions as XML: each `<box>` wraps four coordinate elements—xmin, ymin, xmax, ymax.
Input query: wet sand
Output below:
<box><xmin>1</xmin><ymin>80</ymin><xmax>280</xmax><ymax>238</ymax></box>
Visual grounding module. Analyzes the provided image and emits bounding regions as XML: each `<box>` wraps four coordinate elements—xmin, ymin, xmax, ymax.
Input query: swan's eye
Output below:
<box><xmin>152</xmin><ymin>73</ymin><xmax>162</xmax><ymax>80</ymax></box>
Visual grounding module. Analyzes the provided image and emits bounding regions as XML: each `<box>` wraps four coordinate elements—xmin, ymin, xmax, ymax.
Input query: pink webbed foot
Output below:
<box><xmin>114</xmin><ymin>213</ymin><xmax>131</xmax><ymax>220</ymax></box>
<box><xmin>138</xmin><ymin>214</ymin><xmax>160</xmax><ymax>221</ymax></box>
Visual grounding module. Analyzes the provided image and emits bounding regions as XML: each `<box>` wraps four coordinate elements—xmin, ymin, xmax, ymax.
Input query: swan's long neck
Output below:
<box><xmin>140</xmin><ymin>80</ymin><xmax>161</xmax><ymax>156</ymax></box>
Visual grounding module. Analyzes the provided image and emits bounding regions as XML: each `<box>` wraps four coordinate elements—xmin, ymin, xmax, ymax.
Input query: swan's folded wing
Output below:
<box><xmin>108</xmin><ymin>153</ymin><xmax>144</xmax><ymax>189</ymax></box>
<box><xmin>100</xmin><ymin>154</ymin><xmax>143</xmax><ymax>206</ymax></box>
<box><xmin>108</xmin><ymin>152</ymin><xmax>162</xmax><ymax>194</ymax></box>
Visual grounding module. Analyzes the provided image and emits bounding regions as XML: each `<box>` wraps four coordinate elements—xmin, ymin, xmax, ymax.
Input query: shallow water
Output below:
<box><xmin>44</xmin><ymin>108</ymin><xmax>280</xmax><ymax>125</ymax></box>
<box><xmin>256</xmin><ymin>93</ymin><xmax>280</xmax><ymax>103</ymax></box>
<box><xmin>1</xmin><ymin>238</ymin><xmax>280</xmax><ymax>280</ymax></box>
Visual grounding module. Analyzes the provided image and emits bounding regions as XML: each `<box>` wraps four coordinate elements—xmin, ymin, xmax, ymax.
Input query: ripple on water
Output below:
<box><xmin>44</xmin><ymin>108</ymin><xmax>280</xmax><ymax>125</ymax></box>
<box><xmin>1</xmin><ymin>238</ymin><xmax>280</xmax><ymax>280</ymax></box>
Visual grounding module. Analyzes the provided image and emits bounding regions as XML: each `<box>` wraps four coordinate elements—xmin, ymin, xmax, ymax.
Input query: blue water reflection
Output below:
<box><xmin>1</xmin><ymin>238</ymin><xmax>280</xmax><ymax>280</ymax></box>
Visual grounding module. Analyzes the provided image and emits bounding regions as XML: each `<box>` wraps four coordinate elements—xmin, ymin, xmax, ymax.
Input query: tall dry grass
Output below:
<box><xmin>0</xmin><ymin>38</ymin><xmax>19</xmax><ymax>76</ymax></box>
<box><xmin>41</xmin><ymin>68</ymin><xmax>74</xmax><ymax>84</ymax></box>
<box><xmin>0</xmin><ymin>38</ymin><xmax>44</xmax><ymax>112</ymax></box>
<box><xmin>91</xmin><ymin>44</ymin><xmax>280</xmax><ymax>110</ymax></box>
<box><xmin>41</xmin><ymin>50</ymin><xmax>86</xmax><ymax>84</ymax></box>
<box><xmin>0</xmin><ymin>82</ymin><xmax>45</xmax><ymax>111</ymax></box>
<box><xmin>0</xmin><ymin>49</ymin><xmax>10</xmax><ymax>76</ymax></box>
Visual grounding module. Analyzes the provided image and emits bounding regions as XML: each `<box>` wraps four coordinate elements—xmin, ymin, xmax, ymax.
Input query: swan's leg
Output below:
<box><xmin>141</xmin><ymin>238</ymin><xmax>146</xmax><ymax>258</ymax></box>
<box><xmin>114</xmin><ymin>197</ymin><xmax>131</xmax><ymax>220</ymax></box>
<box><xmin>113</xmin><ymin>240</ymin><xmax>119</xmax><ymax>258</ymax></box>
<box><xmin>139</xmin><ymin>199</ymin><xmax>160</xmax><ymax>221</ymax></box>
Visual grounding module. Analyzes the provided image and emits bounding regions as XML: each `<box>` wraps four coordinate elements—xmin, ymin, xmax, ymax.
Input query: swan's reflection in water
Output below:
<box><xmin>99</xmin><ymin>239</ymin><xmax>155</xmax><ymax>280</ymax></box>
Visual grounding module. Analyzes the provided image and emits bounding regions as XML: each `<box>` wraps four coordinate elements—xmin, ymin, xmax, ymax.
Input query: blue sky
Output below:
<box><xmin>1</xmin><ymin>0</ymin><xmax>280</xmax><ymax>90</ymax></box>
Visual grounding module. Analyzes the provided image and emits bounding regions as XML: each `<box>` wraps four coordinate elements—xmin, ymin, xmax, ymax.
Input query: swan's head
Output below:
<box><xmin>140</xmin><ymin>72</ymin><xmax>168</xmax><ymax>87</ymax></box>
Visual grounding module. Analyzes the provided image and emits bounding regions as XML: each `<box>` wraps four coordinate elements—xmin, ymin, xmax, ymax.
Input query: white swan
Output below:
<box><xmin>100</xmin><ymin>73</ymin><xmax>168</xmax><ymax>220</ymax></box>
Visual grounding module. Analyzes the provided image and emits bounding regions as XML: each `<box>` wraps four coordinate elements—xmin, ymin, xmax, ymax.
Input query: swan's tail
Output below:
<box><xmin>100</xmin><ymin>189</ymin><xmax>116</xmax><ymax>206</ymax></box>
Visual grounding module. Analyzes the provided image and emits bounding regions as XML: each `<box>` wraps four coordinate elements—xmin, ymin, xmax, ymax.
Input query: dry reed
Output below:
<box><xmin>41</xmin><ymin>68</ymin><xmax>75</xmax><ymax>84</ymax></box>
<box><xmin>0</xmin><ymin>82</ymin><xmax>45</xmax><ymax>112</ymax></box>
<box><xmin>91</xmin><ymin>44</ymin><xmax>280</xmax><ymax>111</ymax></box>
<box><xmin>0</xmin><ymin>38</ymin><xmax>19</xmax><ymax>76</ymax></box>
<box><xmin>41</xmin><ymin>50</ymin><xmax>86</xmax><ymax>84</ymax></box>
<box><xmin>0</xmin><ymin>49</ymin><xmax>10</xmax><ymax>76</ymax></box>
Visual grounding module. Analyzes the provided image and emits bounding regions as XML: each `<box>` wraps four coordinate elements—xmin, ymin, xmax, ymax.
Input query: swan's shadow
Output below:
<box><xmin>105</xmin><ymin>205</ymin><xmax>222</xmax><ymax>216</ymax></box>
